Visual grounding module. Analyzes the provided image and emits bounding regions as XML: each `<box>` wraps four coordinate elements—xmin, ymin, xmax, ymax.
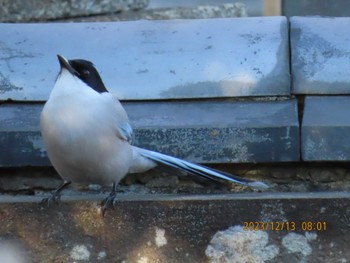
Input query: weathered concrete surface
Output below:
<box><xmin>0</xmin><ymin>0</ymin><xmax>149</xmax><ymax>22</ymax></box>
<box><xmin>59</xmin><ymin>3</ymin><xmax>248</xmax><ymax>22</ymax></box>
<box><xmin>0</xmin><ymin>17</ymin><xmax>290</xmax><ymax>101</ymax></box>
<box><xmin>137</xmin><ymin>3</ymin><xmax>247</xmax><ymax>19</ymax></box>
<box><xmin>0</xmin><ymin>192</ymin><xmax>349</xmax><ymax>262</ymax></box>
<box><xmin>148</xmin><ymin>0</ymin><xmax>262</xmax><ymax>16</ymax></box>
<box><xmin>291</xmin><ymin>17</ymin><xmax>350</xmax><ymax>94</ymax></box>
<box><xmin>109</xmin><ymin>3</ymin><xmax>248</xmax><ymax>21</ymax></box>
<box><xmin>0</xmin><ymin>99</ymin><xmax>299</xmax><ymax>167</ymax></box>
<box><xmin>302</xmin><ymin>96</ymin><xmax>350</xmax><ymax>161</ymax></box>
<box><xmin>283</xmin><ymin>0</ymin><xmax>350</xmax><ymax>17</ymax></box>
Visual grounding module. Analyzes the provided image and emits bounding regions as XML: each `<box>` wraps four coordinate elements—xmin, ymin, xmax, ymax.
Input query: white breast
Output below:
<box><xmin>40</xmin><ymin>71</ymin><xmax>133</xmax><ymax>185</ymax></box>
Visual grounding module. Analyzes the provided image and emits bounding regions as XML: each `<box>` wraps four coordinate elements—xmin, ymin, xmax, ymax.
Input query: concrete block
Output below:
<box><xmin>0</xmin><ymin>17</ymin><xmax>290</xmax><ymax>101</ymax></box>
<box><xmin>121</xmin><ymin>3</ymin><xmax>248</xmax><ymax>20</ymax></box>
<box><xmin>0</xmin><ymin>0</ymin><xmax>149</xmax><ymax>22</ymax></box>
<box><xmin>283</xmin><ymin>0</ymin><xmax>350</xmax><ymax>17</ymax></box>
<box><xmin>302</xmin><ymin>96</ymin><xmax>350</xmax><ymax>160</ymax></box>
<box><xmin>0</xmin><ymin>99</ymin><xmax>299</xmax><ymax>167</ymax></box>
<box><xmin>0</xmin><ymin>192</ymin><xmax>349</xmax><ymax>262</ymax></box>
<box><xmin>291</xmin><ymin>17</ymin><xmax>350</xmax><ymax>94</ymax></box>
<box><xmin>148</xmin><ymin>0</ymin><xmax>262</xmax><ymax>16</ymax></box>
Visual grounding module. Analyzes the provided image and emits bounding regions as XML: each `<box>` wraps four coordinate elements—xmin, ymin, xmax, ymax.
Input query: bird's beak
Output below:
<box><xmin>57</xmin><ymin>54</ymin><xmax>79</xmax><ymax>76</ymax></box>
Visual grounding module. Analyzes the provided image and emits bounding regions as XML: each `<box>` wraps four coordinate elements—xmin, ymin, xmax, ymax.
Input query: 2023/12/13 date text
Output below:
<box><xmin>243</xmin><ymin>221</ymin><xmax>327</xmax><ymax>231</ymax></box>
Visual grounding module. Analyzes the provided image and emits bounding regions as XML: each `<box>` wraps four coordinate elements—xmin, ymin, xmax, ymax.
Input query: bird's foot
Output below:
<box><xmin>101</xmin><ymin>191</ymin><xmax>117</xmax><ymax>216</ymax></box>
<box><xmin>40</xmin><ymin>181</ymin><xmax>71</xmax><ymax>207</ymax></box>
<box><xmin>100</xmin><ymin>183</ymin><xmax>117</xmax><ymax>216</ymax></box>
<box><xmin>40</xmin><ymin>192</ymin><xmax>61</xmax><ymax>206</ymax></box>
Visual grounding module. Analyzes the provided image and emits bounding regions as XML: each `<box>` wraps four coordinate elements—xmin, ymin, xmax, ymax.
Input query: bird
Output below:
<box><xmin>40</xmin><ymin>55</ymin><xmax>269</xmax><ymax>215</ymax></box>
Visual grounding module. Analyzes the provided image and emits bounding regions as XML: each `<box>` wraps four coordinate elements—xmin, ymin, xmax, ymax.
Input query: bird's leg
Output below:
<box><xmin>101</xmin><ymin>182</ymin><xmax>117</xmax><ymax>216</ymax></box>
<box><xmin>40</xmin><ymin>181</ymin><xmax>71</xmax><ymax>206</ymax></box>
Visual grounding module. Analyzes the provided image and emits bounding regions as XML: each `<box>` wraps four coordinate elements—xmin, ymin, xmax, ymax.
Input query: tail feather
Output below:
<box><xmin>136</xmin><ymin>148</ymin><xmax>269</xmax><ymax>190</ymax></box>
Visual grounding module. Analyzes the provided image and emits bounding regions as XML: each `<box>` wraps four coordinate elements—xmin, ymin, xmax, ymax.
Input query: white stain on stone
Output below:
<box><xmin>28</xmin><ymin>135</ymin><xmax>46</xmax><ymax>157</ymax></box>
<box><xmin>137</xmin><ymin>256</ymin><xmax>149</xmax><ymax>263</ymax></box>
<box><xmin>206</xmin><ymin>225</ymin><xmax>279</xmax><ymax>263</ymax></box>
<box><xmin>305</xmin><ymin>231</ymin><xmax>317</xmax><ymax>242</ymax></box>
<box><xmin>282</xmin><ymin>232</ymin><xmax>312</xmax><ymax>256</ymax></box>
<box><xmin>97</xmin><ymin>251</ymin><xmax>107</xmax><ymax>260</ymax></box>
<box><xmin>70</xmin><ymin>245</ymin><xmax>90</xmax><ymax>261</ymax></box>
<box><xmin>155</xmin><ymin>227</ymin><xmax>167</xmax><ymax>247</ymax></box>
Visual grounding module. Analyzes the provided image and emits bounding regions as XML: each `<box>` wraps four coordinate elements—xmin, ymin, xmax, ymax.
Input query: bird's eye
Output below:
<box><xmin>82</xmin><ymin>69</ymin><xmax>90</xmax><ymax>77</ymax></box>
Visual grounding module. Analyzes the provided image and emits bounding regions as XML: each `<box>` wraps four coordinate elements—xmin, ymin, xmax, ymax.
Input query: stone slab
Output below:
<box><xmin>283</xmin><ymin>0</ymin><xmax>350</xmax><ymax>17</ymax></box>
<box><xmin>302</xmin><ymin>96</ymin><xmax>350</xmax><ymax>160</ymax></box>
<box><xmin>0</xmin><ymin>192</ymin><xmax>348</xmax><ymax>262</ymax></box>
<box><xmin>0</xmin><ymin>0</ymin><xmax>149</xmax><ymax>22</ymax></box>
<box><xmin>0</xmin><ymin>17</ymin><xmax>290</xmax><ymax>101</ymax></box>
<box><xmin>0</xmin><ymin>99</ymin><xmax>299</xmax><ymax>167</ymax></box>
<box><xmin>290</xmin><ymin>17</ymin><xmax>350</xmax><ymax>94</ymax></box>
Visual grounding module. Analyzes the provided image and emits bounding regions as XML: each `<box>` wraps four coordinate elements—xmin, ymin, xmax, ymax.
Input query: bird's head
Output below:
<box><xmin>57</xmin><ymin>54</ymin><xmax>108</xmax><ymax>93</ymax></box>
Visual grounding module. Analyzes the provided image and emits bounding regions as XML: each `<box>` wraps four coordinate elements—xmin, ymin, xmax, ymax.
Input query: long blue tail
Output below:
<box><xmin>137</xmin><ymin>148</ymin><xmax>269</xmax><ymax>190</ymax></box>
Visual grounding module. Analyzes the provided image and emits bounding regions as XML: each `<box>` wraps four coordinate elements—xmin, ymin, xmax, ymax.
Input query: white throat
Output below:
<box><xmin>49</xmin><ymin>69</ymin><xmax>94</xmax><ymax>100</ymax></box>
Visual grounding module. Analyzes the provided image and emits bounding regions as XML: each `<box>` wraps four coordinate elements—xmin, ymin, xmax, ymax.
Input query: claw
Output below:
<box><xmin>40</xmin><ymin>192</ymin><xmax>61</xmax><ymax>206</ymax></box>
<box><xmin>40</xmin><ymin>181</ymin><xmax>71</xmax><ymax>207</ymax></box>
<box><xmin>100</xmin><ymin>182</ymin><xmax>117</xmax><ymax>216</ymax></box>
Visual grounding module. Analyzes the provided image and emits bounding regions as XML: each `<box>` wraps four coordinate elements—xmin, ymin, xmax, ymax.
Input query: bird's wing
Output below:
<box><xmin>117</xmin><ymin>121</ymin><xmax>134</xmax><ymax>143</ymax></box>
<box><xmin>104</xmin><ymin>93</ymin><xmax>134</xmax><ymax>143</ymax></box>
